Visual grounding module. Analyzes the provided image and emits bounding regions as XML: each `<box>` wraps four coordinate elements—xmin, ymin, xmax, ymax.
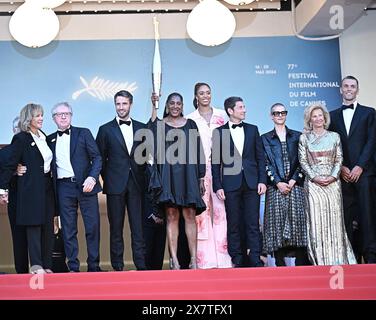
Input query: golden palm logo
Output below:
<box><xmin>72</xmin><ymin>76</ymin><xmax>138</xmax><ymax>101</ymax></box>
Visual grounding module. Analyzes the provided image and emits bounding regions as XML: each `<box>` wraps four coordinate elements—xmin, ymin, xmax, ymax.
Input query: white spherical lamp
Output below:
<box><xmin>187</xmin><ymin>0</ymin><xmax>236</xmax><ymax>46</ymax></box>
<box><xmin>223</xmin><ymin>0</ymin><xmax>255</xmax><ymax>5</ymax></box>
<box><xmin>9</xmin><ymin>4</ymin><xmax>60</xmax><ymax>48</ymax></box>
<box><xmin>25</xmin><ymin>0</ymin><xmax>66</xmax><ymax>9</ymax></box>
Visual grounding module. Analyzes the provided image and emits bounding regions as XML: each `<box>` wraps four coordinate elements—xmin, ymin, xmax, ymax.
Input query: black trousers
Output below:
<box><xmin>341</xmin><ymin>175</ymin><xmax>376</xmax><ymax>263</ymax></box>
<box><xmin>107</xmin><ymin>173</ymin><xmax>147</xmax><ymax>270</ymax></box>
<box><xmin>224</xmin><ymin>176</ymin><xmax>262</xmax><ymax>267</ymax></box>
<box><xmin>57</xmin><ymin>179</ymin><xmax>101</xmax><ymax>272</ymax></box>
<box><xmin>24</xmin><ymin>175</ymin><xmax>55</xmax><ymax>271</ymax></box>
<box><xmin>7</xmin><ymin>178</ymin><xmax>29</xmax><ymax>273</ymax></box>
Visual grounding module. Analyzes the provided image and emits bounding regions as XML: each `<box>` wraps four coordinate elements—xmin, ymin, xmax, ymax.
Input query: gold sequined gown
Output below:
<box><xmin>298</xmin><ymin>131</ymin><xmax>356</xmax><ymax>265</ymax></box>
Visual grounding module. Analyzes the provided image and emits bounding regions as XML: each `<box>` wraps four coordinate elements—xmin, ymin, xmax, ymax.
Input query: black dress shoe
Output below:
<box><xmin>69</xmin><ymin>270</ymin><xmax>80</xmax><ymax>273</ymax></box>
<box><xmin>249</xmin><ymin>255</ymin><xmax>264</xmax><ymax>267</ymax></box>
<box><xmin>88</xmin><ymin>267</ymin><xmax>104</xmax><ymax>272</ymax></box>
<box><xmin>113</xmin><ymin>266</ymin><xmax>123</xmax><ymax>271</ymax></box>
<box><xmin>137</xmin><ymin>266</ymin><xmax>148</xmax><ymax>271</ymax></box>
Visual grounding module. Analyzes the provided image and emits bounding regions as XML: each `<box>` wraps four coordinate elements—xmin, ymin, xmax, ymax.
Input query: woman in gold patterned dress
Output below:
<box><xmin>298</xmin><ymin>104</ymin><xmax>356</xmax><ymax>265</ymax></box>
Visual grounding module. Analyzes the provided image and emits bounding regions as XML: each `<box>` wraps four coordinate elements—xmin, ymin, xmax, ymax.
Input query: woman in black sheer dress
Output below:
<box><xmin>150</xmin><ymin>92</ymin><xmax>206</xmax><ymax>269</ymax></box>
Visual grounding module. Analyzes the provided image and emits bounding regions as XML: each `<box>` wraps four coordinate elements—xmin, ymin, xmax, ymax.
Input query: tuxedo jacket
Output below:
<box><xmin>0</xmin><ymin>131</ymin><xmax>52</xmax><ymax>225</ymax></box>
<box><xmin>0</xmin><ymin>145</ymin><xmax>12</xmax><ymax>169</ymax></box>
<box><xmin>48</xmin><ymin>126</ymin><xmax>102</xmax><ymax>199</ymax></box>
<box><xmin>329</xmin><ymin>104</ymin><xmax>376</xmax><ymax>175</ymax></box>
<box><xmin>212</xmin><ymin>122</ymin><xmax>267</xmax><ymax>193</ymax></box>
<box><xmin>96</xmin><ymin>118</ymin><xmax>146</xmax><ymax>195</ymax></box>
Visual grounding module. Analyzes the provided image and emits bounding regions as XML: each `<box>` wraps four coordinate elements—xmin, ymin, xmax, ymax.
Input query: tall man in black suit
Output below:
<box><xmin>0</xmin><ymin>119</ymin><xmax>29</xmax><ymax>273</ymax></box>
<box><xmin>48</xmin><ymin>102</ymin><xmax>102</xmax><ymax>272</ymax></box>
<box><xmin>329</xmin><ymin>76</ymin><xmax>376</xmax><ymax>263</ymax></box>
<box><xmin>212</xmin><ymin>96</ymin><xmax>267</xmax><ymax>267</ymax></box>
<box><xmin>96</xmin><ymin>90</ymin><xmax>147</xmax><ymax>271</ymax></box>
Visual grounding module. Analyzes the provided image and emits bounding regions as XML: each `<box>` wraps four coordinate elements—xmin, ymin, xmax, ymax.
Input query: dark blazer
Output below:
<box><xmin>0</xmin><ymin>131</ymin><xmax>51</xmax><ymax>225</ymax></box>
<box><xmin>0</xmin><ymin>144</ymin><xmax>17</xmax><ymax>197</ymax></box>
<box><xmin>96</xmin><ymin>118</ymin><xmax>146</xmax><ymax>194</ymax></box>
<box><xmin>48</xmin><ymin>126</ymin><xmax>102</xmax><ymax>200</ymax></box>
<box><xmin>261</xmin><ymin>127</ymin><xmax>304</xmax><ymax>187</ymax></box>
<box><xmin>329</xmin><ymin>104</ymin><xmax>376</xmax><ymax>175</ymax></box>
<box><xmin>0</xmin><ymin>145</ymin><xmax>12</xmax><ymax>168</ymax></box>
<box><xmin>212</xmin><ymin>122</ymin><xmax>267</xmax><ymax>193</ymax></box>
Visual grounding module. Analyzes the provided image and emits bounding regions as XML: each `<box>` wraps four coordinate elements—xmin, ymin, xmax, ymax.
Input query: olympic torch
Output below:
<box><xmin>152</xmin><ymin>16</ymin><xmax>162</xmax><ymax>109</ymax></box>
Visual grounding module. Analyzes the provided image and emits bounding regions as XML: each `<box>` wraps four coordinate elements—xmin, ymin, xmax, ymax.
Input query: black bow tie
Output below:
<box><xmin>57</xmin><ymin>129</ymin><xmax>70</xmax><ymax>136</ymax></box>
<box><xmin>231</xmin><ymin>122</ymin><xmax>244</xmax><ymax>129</ymax></box>
<box><xmin>119</xmin><ymin>120</ymin><xmax>131</xmax><ymax>126</ymax></box>
<box><xmin>342</xmin><ymin>104</ymin><xmax>354</xmax><ymax>111</ymax></box>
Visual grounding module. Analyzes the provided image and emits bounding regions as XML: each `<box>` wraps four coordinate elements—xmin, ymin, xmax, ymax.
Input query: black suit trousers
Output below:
<box><xmin>7</xmin><ymin>180</ymin><xmax>29</xmax><ymax>273</ymax></box>
<box><xmin>107</xmin><ymin>173</ymin><xmax>147</xmax><ymax>270</ymax></box>
<box><xmin>57</xmin><ymin>180</ymin><xmax>100</xmax><ymax>271</ymax></box>
<box><xmin>224</xmin><ymin>174</ymin><xmax>262</xmax><ymax>267</ymax></box>
<box><xmin>341</xmin><ymin>175</ymin><xmax>376</xmax><ymax>262</ymax></box>
<box><xmin>27</xmin><ymin>176</ymin><xmax>55</xmax><ymax>270</ymax></box>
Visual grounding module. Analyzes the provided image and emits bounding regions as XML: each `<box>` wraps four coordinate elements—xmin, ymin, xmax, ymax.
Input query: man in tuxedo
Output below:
<box><xmin>0</xmin><ymin>118</ymin><xmax>29</xmax><ymax>273</ymax></box>
<box><xmin>0</xmin><ymin>147</ymin><xmax>12</xmax><ymax>206</ymax></box>
<box><xmin>48</xmin><ymin>102</ymin><xmax>102</xmax><ymax>272</ymax></box>
<box><xmin>96</xmin><ymin>90</ymin><xmax>147</xmax><ymax>271</ymax></box>
<box><xmin>329</xmin><ymin>76</ymin><xmax>376</xmax><ymax>263</ymax></box>
<box><xmin>212</xmin><ymin>96</ymin><xmax>267</xmax><ymax>267</ymax></box>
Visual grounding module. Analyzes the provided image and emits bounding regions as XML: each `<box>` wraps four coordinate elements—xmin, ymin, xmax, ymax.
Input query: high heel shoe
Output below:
<box><xmin>189</xmin><ymin>257</ymin><xmax>197</xmax><ymax>269</ymax></box>
<box><xmin>169</xmin><ymin>258</ymin><xmax>180</xmax><ymax>270</ymax></box>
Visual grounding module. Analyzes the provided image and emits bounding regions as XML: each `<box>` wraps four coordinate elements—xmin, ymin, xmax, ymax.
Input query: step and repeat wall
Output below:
<box><xmin>0</xmin><ymin>36</ymin><xmax>342</xmax><ymax>270</ymax></box>
<box><xmin>1</xmin><ymin>36</ymin><xmax>341</xmax><ymax>143</ymax></box>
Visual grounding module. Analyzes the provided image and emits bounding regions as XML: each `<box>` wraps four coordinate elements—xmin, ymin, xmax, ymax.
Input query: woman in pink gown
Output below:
<box><xmin>186</xmin><ymin>83</ymin><xmax>232</xmax><ymax>269</ymax></box>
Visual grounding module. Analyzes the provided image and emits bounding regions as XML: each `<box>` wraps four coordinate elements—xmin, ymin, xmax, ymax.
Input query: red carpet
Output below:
<box><xmin>0</xmin><ymin>264</ymin><xmax>375</xmax><ymax>300</ymax></box>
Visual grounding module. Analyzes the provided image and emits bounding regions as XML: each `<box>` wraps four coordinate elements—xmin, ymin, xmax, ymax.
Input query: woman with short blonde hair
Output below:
<box><xmin>298</xmin><ymin>104</ymin><xmax>356</xmax><ymax>265</ymax></box>
<box><xmin>18</xmin><ymin>103</ymin><xmax>44</xmax><ymax>132</ymax></box>
<box><xmin>0</xmin><ymin>103</ymin><xmax>55</xmax><ymax>274</ymax></box>
<box><xmin>303</xmin><ymin>104</ymin><xmax>331</xmax><ymax>132</ymax></box>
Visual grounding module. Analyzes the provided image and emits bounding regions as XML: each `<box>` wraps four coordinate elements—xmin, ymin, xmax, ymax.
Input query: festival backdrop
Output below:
<box><xmin>0</xmin><ymin>36</ymin><xmax>342</xmax><ymax>143</ymax></box>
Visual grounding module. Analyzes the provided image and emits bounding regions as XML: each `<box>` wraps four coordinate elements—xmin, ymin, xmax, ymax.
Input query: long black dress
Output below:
<box><xmin>150</xmin><ymin>118</ymin><xmax>206</xmax><ymax>215</ymax></box>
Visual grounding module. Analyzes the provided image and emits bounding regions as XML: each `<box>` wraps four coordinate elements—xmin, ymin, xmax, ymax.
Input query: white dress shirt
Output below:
<box><xmin>229</xmin><ymin>121</ymin><xmax>245</xmax><ymax>156</ymax></box>
<box><xmin>55</xmin><ymin>128</ymin><xmax>75</xmax><ymax>179</ymax></box>
<box><xmin>30</xmin><ymin>130</ymin><xmax>53</xmax><ymax>173</ymax></box>
<box><xmin>117</xmin><ymin>117</ymin><xmax>133</xmax><ymax>154</ymax></box>
<box><xmin>343</xmin><ymin>101</ymin><xmax>357</xmax><ymax>135</ymax></box>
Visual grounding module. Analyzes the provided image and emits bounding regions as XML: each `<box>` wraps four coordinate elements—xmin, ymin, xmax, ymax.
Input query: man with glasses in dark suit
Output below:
<box><xmin>48</xmin><ymin>102</ymin><xmax>102</xmax><ymax>272</ymax></box>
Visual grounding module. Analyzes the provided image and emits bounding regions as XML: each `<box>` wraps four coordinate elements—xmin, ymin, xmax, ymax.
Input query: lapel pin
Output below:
<box><xmin>31</xmin><ymin>142</ymin><xmax>36</xmax><ymax>146</ymax></box>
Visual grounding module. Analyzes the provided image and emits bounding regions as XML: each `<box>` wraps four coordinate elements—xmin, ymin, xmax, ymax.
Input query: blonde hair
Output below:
<box><xmin>18</xmin><ymin>103</ymin><xmax>44</xmax><ymax>132</ymax></box>
<box><xmin>303</xmin><ymin>103</ymin><xmax>331</xmax><ymax>131</ymax></box>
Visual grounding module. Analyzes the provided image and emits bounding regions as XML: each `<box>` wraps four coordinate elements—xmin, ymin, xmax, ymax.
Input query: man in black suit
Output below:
<box><xmin>96</xmin><ymin>90</ymin><xmax>147</xmax><ymax>271</ymax></box>
<box><xmin>0</xmin><ymin>147</ymin><xmax>11</xmax><ymax>206</ymax></box>
<box><xmin>48</xmin><ymin>102</ymin><xmax>102</xmax><ymax>272</ymax></box>
<box><xmin>212</xmin><ymin>96</ymin><xmax>267</xmax><ymax>267</ymax></box>
<box><xmin>10</xmin><ymin>117</ymin><xmax>30</xmax><ymax>274</ymax></box>
<box><xmin>329</xmin><ymin>76</ymin><xmax>376</xmax><ymax>263</ymax></box>
<box><xmin>0</xmin><ymin>119</ymin><xmax>29</xmax><ymax>273</ymax></box>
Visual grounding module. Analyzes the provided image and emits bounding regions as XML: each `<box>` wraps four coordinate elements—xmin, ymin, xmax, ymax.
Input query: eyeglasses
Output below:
<box><xmin>53</xmin><ymin>112</ymin><xmax>72</xmax><ymax>118</ymax></box>
<box><xmin>272</xmin><ymin>111</ymin><xmax>288</xmax><ymax>117</ymax></box>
